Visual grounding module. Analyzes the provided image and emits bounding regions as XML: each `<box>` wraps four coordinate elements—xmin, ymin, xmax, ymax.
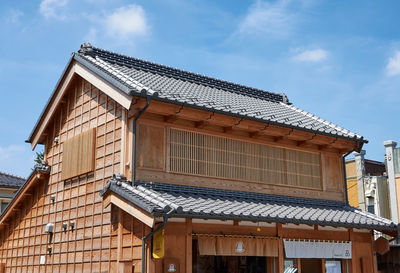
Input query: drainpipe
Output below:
<box><xmin>131</xmin><ymin>93</ymin><xmax>152</xmax><ymax>184</ymax></box>
<box><xmin>343</xmin><ymin>140</ymin><xmax>363</xmax><ymax>206</ymax></box>
<box><xmin>142</xmin><ymin>209</ymin><xmax>174</xmax><ymax>273</ymax></box>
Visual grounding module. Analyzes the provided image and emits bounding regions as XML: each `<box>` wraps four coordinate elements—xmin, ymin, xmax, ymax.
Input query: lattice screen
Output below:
<box><xmin>169</xmin><ymin>128</ymin><xmax>321</xmax><ymax>189</ymax></box>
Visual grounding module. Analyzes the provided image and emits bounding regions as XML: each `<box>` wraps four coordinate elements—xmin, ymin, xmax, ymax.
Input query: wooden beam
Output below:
<box><xmin>195</xmin><ymin>121</ymin><xmax>209</xmax><ymax>129</ymax></box>
<box><xmin>297</xmin><ymin>141</ymin><xmax>307</xmax><ymax>147</ymax></box>
<box><xmin>108</xmin><ymin>194</ymin><xmax>155</xmax><ymax>228</ymax></box>
<box><xmin>31</xmin><ymin>61</ymin><xmax>133</xmax><ymax>149</ymax></box>
<box><xmin>223</xmin><ymin>126</ymin><xmax>232</xmax><ymax>134</ymax></box>
<box><xmin>164</xmin><ymin>115</ymin><xmax>178</xmax><ymax>123</ymax></box>
<box><xmin>250</xmin><ymin>131</ymin><xmax>261</xmax><ymax>138</ymax></box>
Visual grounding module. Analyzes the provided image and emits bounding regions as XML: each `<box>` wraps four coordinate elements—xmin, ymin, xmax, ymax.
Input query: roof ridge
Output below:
<box><xmin>77</xmin><ymin>43</ymin><xmax>289</xmax><ymax>103</ymax></box>
<box><xmin>0</xmin><ymin>171</ymin><xmax>26</xmax><ymax>180</ymax></box>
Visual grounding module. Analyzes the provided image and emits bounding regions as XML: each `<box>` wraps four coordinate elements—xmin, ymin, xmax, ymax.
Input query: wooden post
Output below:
<box><xmin>297</xmin><ymin>258</ymin><xmax>302</xmax><ymax>273</ymax></box>
<box><xmin>371</xmin><ymin>232</ymin><xmax>378</xmax><ymax>273</ymax></box>
<box><xmin>186</xmin><ymin>219</ymin><xmax>193</xmax><ymax>273</ymax></box>
<box><xmin>349</xmin><ymin>228</ymin><xmax>356</xmax><ymax>273</ymax></box>
<box><xmin>277</xmin><ymin>223</ymin><xmax>283</xmax><ymax>273</ymax></box>
<box><xmin>321</xmin><ymin>258</ymin><xmax>326</xmax><ymax>273</ymax></box>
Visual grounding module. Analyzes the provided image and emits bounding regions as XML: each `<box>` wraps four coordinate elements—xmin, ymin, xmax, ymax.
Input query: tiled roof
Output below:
<box><xmin>74</xmin><ymin>43</ymin><xmax>364</xmax><ymax>142</ymax></box>
<box><xmin>100</xmin><ymin>176</ymin><xmax>396</xmax><ymax>231</ymax></box>
<box><xmin>0</xmin><ymin>172</ymin><xmax>25</xmax><ymax>188</ymax></box>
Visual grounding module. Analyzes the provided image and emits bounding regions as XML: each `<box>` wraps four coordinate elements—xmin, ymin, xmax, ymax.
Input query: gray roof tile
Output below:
<box><xmin>74</xmin><ymin>43</ymin><xmax>364</xmax><ymax>142</ymax></box>
<box><xmin>0</xmin><ymin>172</ymin><xmax>25</xmax><ymax>188</ymax></box>
<box><xmin>100</xmin><ymin>176</ymin><xmax>396</xmax><ymax>231</ymax></box>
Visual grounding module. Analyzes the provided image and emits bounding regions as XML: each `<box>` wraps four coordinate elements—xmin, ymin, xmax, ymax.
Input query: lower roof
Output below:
<box><xmin>100</xmin><ymin>175</ymin><xmax>397</xmax><ymax>232</ymax></box>
<box><xmin>0</xmin><ymin>172</ymin><xmax>25</xmax><ymax>188</ymax></box>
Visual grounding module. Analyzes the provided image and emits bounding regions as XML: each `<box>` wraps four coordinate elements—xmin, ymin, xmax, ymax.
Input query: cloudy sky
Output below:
<box><xmin>1</xmin><ymin>0</ymin><xmax>400</xmax><ymax>177</ymax></box>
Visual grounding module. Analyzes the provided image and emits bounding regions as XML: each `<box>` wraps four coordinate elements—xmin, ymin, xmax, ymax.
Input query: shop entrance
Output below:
<box><xmin>192</xmin><ymin>239</ymin><xmax>276</xmax><ymax>273</ymax></box>
<box><xmin>194</xmin><ymin>256</ymin><xmax>268</xmax><ymax>273</ymax></box>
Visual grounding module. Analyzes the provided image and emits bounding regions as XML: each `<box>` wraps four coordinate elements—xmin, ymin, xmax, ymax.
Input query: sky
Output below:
<box><xmin>1</xmin><ymin>0</ymin><xmax>400</xmax><ymax>177</ymax></box>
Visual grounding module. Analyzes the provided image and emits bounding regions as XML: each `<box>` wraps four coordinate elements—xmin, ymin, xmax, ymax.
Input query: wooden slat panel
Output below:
<box><xmin>169</xmin><ymin>128</ymin><xmax>322</xmax><ymax>189</ymax></box>
<box><xmin>61</xmin><ymin>128</ymin><xmax>96</xmax><ymax>180</ymax></box>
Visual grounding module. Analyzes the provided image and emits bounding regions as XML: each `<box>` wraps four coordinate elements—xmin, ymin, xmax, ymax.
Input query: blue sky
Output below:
<box><xmin>1</xmin><ymin>0</ymin><xmax>400</xmax><ymax>177</ymax></box>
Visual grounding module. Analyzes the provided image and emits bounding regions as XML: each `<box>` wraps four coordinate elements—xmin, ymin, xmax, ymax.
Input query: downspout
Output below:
<box><xmin>132</xmin><ymin>95</ymin><xmax>151</xmax><ymax>184</ymax></box>
<box><xmin>343</xmin><ymin>139</ymin><xmax>363</xmax><ymax>206</ymax></box>
<box><xmin>142</xmin><ymin>209</ymin><xmax>174</xmax><ymax>273</ymax></box>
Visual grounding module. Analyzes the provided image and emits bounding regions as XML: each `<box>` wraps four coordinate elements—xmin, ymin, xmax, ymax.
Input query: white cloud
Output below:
<box><xmin>105</xmin><ymin>4</ymin><xmax>148</xmax><ymax>40</ymax></box>
<box><xmin>39</xmin><ymin>0</ymin><xmax>68</xmax><ymax>19</ymax></box>
<box><xmin>293</xmin><ymin>49</ymin><xmax>328</xmax><ymax>62</ymax></box>
<box><xmin>239</xmin><ymin>0</ymin><xmax>294</xmax><ymax>37</ymax></box>
<box><xmin>386</xmin><ymin>51</ymin><xmax>400</xmax><ymax>76</ymax></box>
<box><xmin>238</xmin><ymin>0</ymin><xmax>313</xmax><ymax>37</ymax></box>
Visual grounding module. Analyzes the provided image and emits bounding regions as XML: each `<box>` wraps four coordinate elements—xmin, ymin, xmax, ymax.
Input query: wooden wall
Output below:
<box><xmin>136</xmin><ymin>123</ymin><xmax>346</xmax><ymax>201</ymax></box>
<box><xmin>0</xmin><ymin>76</ymin><xmax>125</xmax><ymax>273</ymax></box>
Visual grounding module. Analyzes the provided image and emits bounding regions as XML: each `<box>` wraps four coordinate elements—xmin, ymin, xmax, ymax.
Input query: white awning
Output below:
<box><xmin>283</xmin><ymin>239</ymin><xmax>352</xmax><ymax>259</ymax></box>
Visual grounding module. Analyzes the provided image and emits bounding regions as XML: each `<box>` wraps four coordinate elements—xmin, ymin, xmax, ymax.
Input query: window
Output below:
<box><xmin>325</xmin><ymin>260</ymin><xmax>342</xmax><ymax>273</ymax></box>
<box><xmin>1</xmin><ymin>202</ymin><xmax>8</xmax><ymax>213</ymax></box>
<box><xmin>367</xmin><ymin>205</ymin><xmax>375</xmax><ymax>214</ymax></box>
<box><xmin>61</xmin><ymin>128</ymin><xmax>96</xmax><ymax>180</ymax></box>
<box><xmin>169</xmin><ymin>128</ymin><xmax>322</xmax><ymax>189</ymax></box>
<box><xmin>284</xmin><ymin>259</ymin><xmax>298</xmax><ymax>273</ymax></box>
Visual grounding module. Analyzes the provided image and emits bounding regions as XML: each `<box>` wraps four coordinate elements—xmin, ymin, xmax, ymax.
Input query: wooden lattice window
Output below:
<box><xmin>61</xmin><ymin>128</ymin><xmax>96</xmax><ymax>180</ymax></box>
<box><xmin>169</xmin><ymin>128</ymin><xmax>322</xmax><ymax>189</ymax></box>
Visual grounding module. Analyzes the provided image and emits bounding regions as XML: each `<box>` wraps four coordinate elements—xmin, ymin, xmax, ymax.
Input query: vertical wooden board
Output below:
<box><xmin>164</xmin><ymin>223</ymin><xmax>186</xmax><ymax>271</ymax></box>
<box><xmin>321</xmin><ymin>152</ymin><xmax>344</xmax><ymax>194</ymax></box>
<box><xmin>137</xmin><ymin>124</ymin><xmax>165</xmax><ymax>170</ymax></box>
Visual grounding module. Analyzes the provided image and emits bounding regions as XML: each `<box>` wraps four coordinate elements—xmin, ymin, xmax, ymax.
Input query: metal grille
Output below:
<box><xmin>169</xmin><ymin>129</ymin><xmax>322</xmax><ymax>189</ymax></box>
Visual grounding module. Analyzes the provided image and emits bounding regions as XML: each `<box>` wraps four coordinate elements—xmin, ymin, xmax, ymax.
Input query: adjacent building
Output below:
<box><xmin>0</xmin><ymin>43</ymin><xmax>396</xmax><ymax>273</ymax></box>
<box><xmin>0</xmin><ymin>172</ymin><xmax>25</xmax><ymax>213</ymax></box>
<box><xmin>345</xmin><ymin>152</ymin><xmax>390</xmax><ymax>221</ymax></box>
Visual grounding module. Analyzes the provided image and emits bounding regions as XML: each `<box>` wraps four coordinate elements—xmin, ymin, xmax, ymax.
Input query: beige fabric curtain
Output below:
<box><xmin>198</xmin><ymin>235</ymin><xmax>217</xmax><ymax>255</ymax></box>
<box><xmin>197</xmin><ymin>235</ymin><xmax>278</xmax><ymax>257</ymax></box>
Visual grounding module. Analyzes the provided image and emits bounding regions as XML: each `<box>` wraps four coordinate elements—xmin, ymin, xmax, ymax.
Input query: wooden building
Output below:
<box><xmin>0</xmin><ymin>43</ymin><xmax>396</xmax><ymax>273</ymax></box>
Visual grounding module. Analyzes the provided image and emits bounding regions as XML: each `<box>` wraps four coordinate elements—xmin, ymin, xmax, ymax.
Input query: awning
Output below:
<box><xmin>197</xmin><ymin>234</ymin><xmax>279</xmax><ymax>257</ymax></box>
<box><xmin>100</xmin><ymin>176</ymin><xmax>398</xmax><ymax>233</ymax></box>
<box><xmin>283</xmin><ymin>239</ymin><xmax>352</xmax><ymax>259</ymax></box>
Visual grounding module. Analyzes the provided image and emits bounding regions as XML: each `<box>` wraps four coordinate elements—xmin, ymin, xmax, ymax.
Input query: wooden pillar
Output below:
<box><xmin>349</xmin><ymin>228</ymin><xmax>356</xmax><ymax>273</ymax></box>
<box><xmin>371</xmin><ymin>232</ymin><xmax>378</xmax><ymax>273</ymax></box>
<box><xmin>117</xmin><ymin>209</ymin><xmax>123</xmax><ymax>264</ymax></box>
<box><xmin>297</xmin><ymin>258</ymin><xmax>302</xmax><ymax>273</ymax></box>
<box><xmin>321</xmin><ymin>258</ymin><xmax>326</xmax><ymax>273</ymax></box>
<box><xmin>185</xmin><ymin>219</ymin><xmax>192</xmax><ymax>273</ymax></box>
<box><xmin>277</xmin><ymin>223</ymin><xmax>283</xmax><ymax>273</ymax></box>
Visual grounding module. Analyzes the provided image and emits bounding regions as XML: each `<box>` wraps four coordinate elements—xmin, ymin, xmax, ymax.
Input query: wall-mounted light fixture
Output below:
<box><xmin>62</xmin><ymin>222</ymin><xmax>68</xmax><ymax>232</ymax></box>
<box><xmin>44</xmin><ymin>223</ymin><xmax>54</xmax><ymax>244</ymax></box>
<box><xmin>69</xmin><ymin>221</ymin><xmax>75</xmax><ymax>231</ymax></box>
